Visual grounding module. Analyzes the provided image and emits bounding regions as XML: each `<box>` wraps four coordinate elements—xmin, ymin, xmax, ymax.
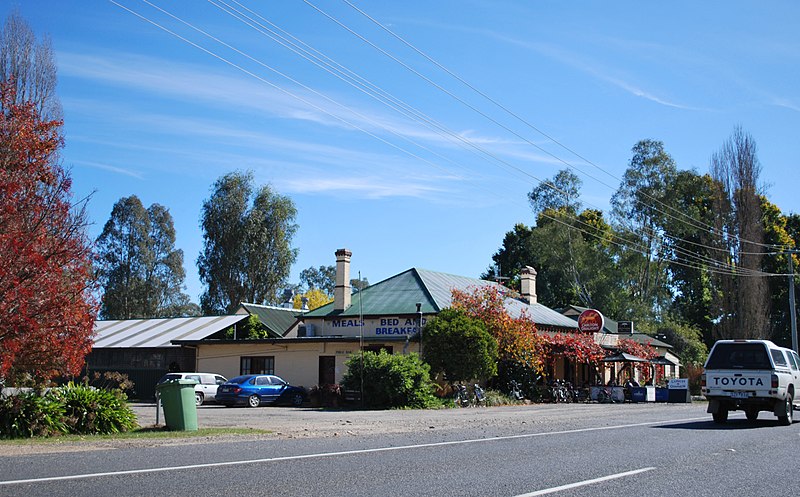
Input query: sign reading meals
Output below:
<box><xmin>325</xmin><ymin>316</ymin><xmax>427</xmax><ymax>337</ymax></box>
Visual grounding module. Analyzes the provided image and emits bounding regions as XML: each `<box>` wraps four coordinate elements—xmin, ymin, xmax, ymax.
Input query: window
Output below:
<box><xmin>241</xmin><ymin>356</ymin><xmax>274</xmax><ymax>375</ymax></box>
<box><xmin>706</xmin><ymin>343</ymin><xmax>771</xmax><ymax>370</ymax></box>
<box><xmin>770</xmin><ymin>349</ymin><xmax>788</xmax><ymax>367</ymax></box>
<box><xmin>792</xmin><ymin>352</ymin><xmax>800</xmax><ymax>371</ymax></box>
<box><xmin>363</xmin><ymin>345</ymin><xmax>393</xmax><ymax>354</ymax></box>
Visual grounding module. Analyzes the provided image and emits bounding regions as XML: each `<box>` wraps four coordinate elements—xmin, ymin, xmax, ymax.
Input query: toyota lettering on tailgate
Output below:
<box><xmin>712</xmin><ymin>376</ymin><xmax>764</xmax><ymax>387</ymax></box>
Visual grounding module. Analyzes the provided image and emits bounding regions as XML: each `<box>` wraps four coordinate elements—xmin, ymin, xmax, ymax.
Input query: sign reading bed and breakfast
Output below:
<box><xmin>326</xmin><ymin>316</ymin><xmax>427</xmax><ymax>337</ymax></box>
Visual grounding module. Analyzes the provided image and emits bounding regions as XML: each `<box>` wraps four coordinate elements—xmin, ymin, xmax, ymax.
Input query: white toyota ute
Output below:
<box><xmin>702</xmin><ymin>339</ymin><xmax>800</xmax><ymax>425</ymax></box>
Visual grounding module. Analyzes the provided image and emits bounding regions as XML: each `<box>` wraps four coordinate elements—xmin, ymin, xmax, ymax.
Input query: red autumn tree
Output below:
<box><xmin>451</xmin><ymin>285</ymin><xmax>544</xmax><ymax>375</ymax></box>
<box><xmin>540</xmin><ymin>333</ymin><xmax>606</xmax><ymax>374</ymax></box>
<box><xmin>0</xmin><ymin>82</ymin><xmax>97</xmax><ymax>385</ymax></box>
<box><xmin>617</xmin><ymin>338</ymin><xmax>659</xmax><ymax>383</ymax></box>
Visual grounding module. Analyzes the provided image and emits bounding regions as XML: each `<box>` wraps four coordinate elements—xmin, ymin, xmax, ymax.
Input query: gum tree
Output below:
<box><xmin>95</xmin><ymin>195</ymin><xmax>196</xmax><ymax>319</ymax></box>
<box><xmin>198</xmin><ymin>171</ymin><xmax>298</xmax><ymax>314</ymax></box>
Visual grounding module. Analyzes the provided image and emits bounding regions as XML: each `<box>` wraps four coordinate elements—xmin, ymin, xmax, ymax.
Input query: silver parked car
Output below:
<box><xmin>156</xmin><ymin>372</ymin><xmax>228</xmax><ymax>406</ymax></box>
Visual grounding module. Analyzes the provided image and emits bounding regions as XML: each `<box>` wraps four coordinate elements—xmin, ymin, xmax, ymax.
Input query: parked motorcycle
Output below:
<box><xmin>472</xmin><ymin>384</ymin><xmax>486</xmax><ymax>407</ymax></box>
<box><xmin>453</xmin><ymin>383</ymin><xmax>470</xmax><ymax>407</ymax></box>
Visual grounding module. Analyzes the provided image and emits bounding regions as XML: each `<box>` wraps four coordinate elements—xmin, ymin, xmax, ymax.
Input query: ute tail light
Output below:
<box><xmin>771</xmin><ymin>374</ymin><xmax>779</xmax><ymax>388</ymax></box>
<box><xmin>700</xmin><ymin>373</ymin><xmax>706</xmax><ymax>388</ymax></box>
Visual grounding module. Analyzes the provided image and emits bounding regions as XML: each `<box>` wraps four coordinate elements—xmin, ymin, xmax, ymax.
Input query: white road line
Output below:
<box><xmin>514</xmin><ymin>467</ymin><xmax>656</xmax><ymax>496</ymax></box>
<box><xmin>0</xmin><ymin>416</ymin><xmax>704</xmax><ymax>486</ymax></box>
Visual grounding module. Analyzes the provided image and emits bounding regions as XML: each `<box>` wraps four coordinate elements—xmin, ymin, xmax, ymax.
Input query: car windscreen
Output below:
<box><xmin>705</xmin><ymin>343</ymin><xmax>772</xmax><ymax>370</ymax></box>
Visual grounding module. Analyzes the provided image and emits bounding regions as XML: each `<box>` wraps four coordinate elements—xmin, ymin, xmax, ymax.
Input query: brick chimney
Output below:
<box><xmin>520</xmin><ymin>266</ymin><xmax>537</xmax><ymax>304</ymax></box>
<box><xmin>334</xmin><ymin>248</ymin><xmax>352</xmax><ymax>311</ymax></box>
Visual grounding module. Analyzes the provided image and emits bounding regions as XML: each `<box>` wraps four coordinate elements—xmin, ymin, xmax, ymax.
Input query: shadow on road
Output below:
<box><xmin>653</xmin><ymin>418</ymin><xmax>788</xmax><ymax>430</ymax></box>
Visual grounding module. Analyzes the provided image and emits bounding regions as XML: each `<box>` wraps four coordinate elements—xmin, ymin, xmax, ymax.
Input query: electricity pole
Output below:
<box><xmin>789</xmin><ymin>250</ymin><xmax>798</xmax><ymax>353</ymax></box>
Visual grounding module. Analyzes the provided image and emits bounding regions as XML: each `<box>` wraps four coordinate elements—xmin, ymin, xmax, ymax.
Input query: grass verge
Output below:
<box><xmin>0</xmin><ymin>426</ymin><xmax>271</xmax><ymax>445</ymax></box>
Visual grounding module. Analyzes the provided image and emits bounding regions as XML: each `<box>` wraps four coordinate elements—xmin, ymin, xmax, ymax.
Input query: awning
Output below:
<box><xmin>601</xmin><ymin>352</ymin><xmax>649</xmax><ymax>363</ymax></box>
<box><xmin>650</xmin><ymin>356</ymin><xmax>678</xmax><ymax>366</ymax></box>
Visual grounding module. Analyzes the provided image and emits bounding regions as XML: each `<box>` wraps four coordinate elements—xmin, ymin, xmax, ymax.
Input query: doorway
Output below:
<box><xmin>318</xmin><ymin>356</ymin><xmax>336</xmax><ymax>386</ymax></box>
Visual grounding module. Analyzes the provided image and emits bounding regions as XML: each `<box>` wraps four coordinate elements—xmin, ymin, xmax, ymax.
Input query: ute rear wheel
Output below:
<box><xmin>778</xmin><ymin>391</ymin><xmax>793</xmax><ymax>426</ymax></box>
<box><xmin>712</xmin><ymin>408</ymin><xmax>728</xmax><ymax>424</ymax></box>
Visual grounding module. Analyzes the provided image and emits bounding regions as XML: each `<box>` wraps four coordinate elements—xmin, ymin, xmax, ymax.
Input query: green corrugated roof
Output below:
<box><xmin>303</xmin><ymin>268</ymin><xmax>578</xmax><ymax>329</ymax></box>
<box><xmin>239</xmin><ymin>303</ymin><xmax>303</xmax><ymax>337</ymax></box>
<box><xmin>303</xmin><ymin>269</ymin><xmax>436</xmax><ymax>317</ymax></box>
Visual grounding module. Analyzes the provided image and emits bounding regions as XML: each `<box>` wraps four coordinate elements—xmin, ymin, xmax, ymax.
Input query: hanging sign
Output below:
<box><xmin>578</xmin><ymin>309</ymin><xmax>605</xmax><ymax>333</ymax></box>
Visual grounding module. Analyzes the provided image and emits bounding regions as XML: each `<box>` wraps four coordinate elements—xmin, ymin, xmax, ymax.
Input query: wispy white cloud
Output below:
<box><xmin>71</xmin><ymin>160</ymin><xmax>144</xmax><ymax>179</ymax></box>
<box><xmin>59</xmin><ymin>51</ymin><xmax>343</xmax><ymax>126</ymax></box>
<box><xmin>59</xmin><ymin>50</ymin><xmax>542</xmax><ymax>167</ymax></box>
<box><xmin>771</xmin><ymin>97</ymin><xmax>800</xmax><ymax>113</ymax></box>
<box><xmin>397</xmin><ymin>19</ymin><xmax>699</xmax><ymax>111</ymax></box>
<box><xmin>282</xmin><ymin>176</ymin><xmax>445</xmax><ymax>199</ymax></box>
<box><xmin>63</xmin><ymin>96</ymin><xmax>482</xmax><ymax>200</ymax></box>
<box><xmin>500</xmin><ymin>37</ymin><xmax>698</xmax><ymax>111</ymax></box>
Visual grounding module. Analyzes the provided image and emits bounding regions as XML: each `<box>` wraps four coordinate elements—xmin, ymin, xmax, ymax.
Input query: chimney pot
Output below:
<box><xmin>520</xmin><ymin>266</ymin><xmax>537</xmax><ymax>304</ymax></box>
<box><xmin>334</xmin><ymin>248</ymin><xmax>352</xmax><ymax>311</ymax></box>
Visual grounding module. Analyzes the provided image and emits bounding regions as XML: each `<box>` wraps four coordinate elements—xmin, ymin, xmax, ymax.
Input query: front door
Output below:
<box><xmin>319</xmin><ymin>356</ymin><xmax>336</xmax><ymax>386</ymax></box>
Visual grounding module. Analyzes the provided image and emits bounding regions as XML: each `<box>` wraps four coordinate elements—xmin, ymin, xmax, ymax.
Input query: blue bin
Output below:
<box><xmin>655</xmin><ymin>388</ymin><xmax>669</xmax><ymax>402</ymax></box>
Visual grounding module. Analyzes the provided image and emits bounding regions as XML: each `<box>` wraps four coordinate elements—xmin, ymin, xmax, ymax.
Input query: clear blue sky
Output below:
<box><xmin>7</xmin><ymin>1</ymin><xmax>800</xmax><ymax>303</ymax></box>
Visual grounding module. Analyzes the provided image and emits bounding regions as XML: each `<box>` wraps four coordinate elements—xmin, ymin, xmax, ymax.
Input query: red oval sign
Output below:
<box><xmin>578</xmin><ymin>309</ymin><xmax>605</xmax><ymax>333</ymax></box>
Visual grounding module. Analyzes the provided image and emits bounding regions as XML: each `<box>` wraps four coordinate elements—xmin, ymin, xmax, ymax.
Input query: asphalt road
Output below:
<box><xmin>0</xmin><ymin>402</ymin><xmax>797</xmax><ymax>496</ymax></box>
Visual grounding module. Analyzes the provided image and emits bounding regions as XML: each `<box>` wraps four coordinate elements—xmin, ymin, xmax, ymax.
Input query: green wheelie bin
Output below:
<box><xmin>156</xmin><ymin>379</ymin><xmax>198</xmax><ymax>431</ymax></box>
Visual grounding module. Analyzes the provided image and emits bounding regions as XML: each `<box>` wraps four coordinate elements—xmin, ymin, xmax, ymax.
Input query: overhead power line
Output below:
<box><xmin>334</xmin><ymin>0</ymin><xmax>786</xmax><ymax>253</ymax></box>
<box><xmin>110</xmin><ymin>0</ymin><xmax>791</xmax><ymax>279</ymax></box>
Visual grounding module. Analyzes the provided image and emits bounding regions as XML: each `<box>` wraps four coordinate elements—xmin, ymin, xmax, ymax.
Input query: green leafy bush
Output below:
<box><xmin>0</xmin><ymin>382</ymin><xmax>138</xmax><ymax>439</ymax></box>
<box><xmin>421</xmin><ymin>308</ymin><xmax>498</xmax><ymax>383</ymax></box>
<box><xmin>0</xmin><ymin>390</ymin><xmax>67</xmax><ymax>438</ymax></box>
<box><xmin>56</xmin><ymin>382</ymin><xmax>138</xmax><ymax>435</ymax></box>
<box><xmin>342</xmin><ymin>351</ymin><xmax>436</xmax><ymax>409</ymax></box>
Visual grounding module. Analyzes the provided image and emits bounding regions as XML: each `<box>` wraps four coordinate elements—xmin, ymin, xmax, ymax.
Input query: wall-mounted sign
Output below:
<box><xmin>325</xmin><ymin>316</ymin><xmax>427</xmax><ymax>337</ymax></box>
<box><xmin>618</xmin><ymin>321</ymin><xmax>633</xmax><ymax>334</ymax></box>
<box><xmin>578</xmin><ymin>309</ymin><xmax>605</xmax><ymax>333</ymax></box>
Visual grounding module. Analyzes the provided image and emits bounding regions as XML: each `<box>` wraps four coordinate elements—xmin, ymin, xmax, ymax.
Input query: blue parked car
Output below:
<box><xmin>216</xmin><ymin>375</ymin><xmax>306</xmax><ymax>408</ymax></box>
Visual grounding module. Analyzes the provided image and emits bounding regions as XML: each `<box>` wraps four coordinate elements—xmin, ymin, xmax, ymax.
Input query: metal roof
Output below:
<box><xmin>303</xmin><ymin>268</ymin><xmax>578</xmax><ymax>330</ymax></box>
<box><xmin>302</xmin><ymin>269</ymin><xmax>436</xmax><ymax>317</ymax></box>
<box><xmin>93</xmin><ymin>315</ymin><xmax>248</xmax><ymax>348</ymax></box>
<box><xmin>238</xmin><ymin>303</ymin><xmax>304</xmax><ymax>337</ymax></box>
<box><xmin>622</xmin><ymin>332</ymin><xmax>673</xmax><ymax>349</ymax></box>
